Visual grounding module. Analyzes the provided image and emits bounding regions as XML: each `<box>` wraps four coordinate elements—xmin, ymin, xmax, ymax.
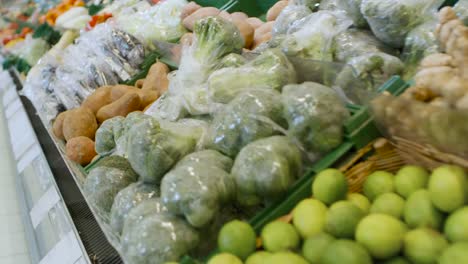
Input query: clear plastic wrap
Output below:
<box><xmin>121</xmin><ymin>200</ymin><xmax>199</xmax><ymax>264</ymax></box>
<box><xmin>126</xmin><ymin>115</ymin><xmax>196</xmax><ymax>184</ymax></box>
<box><xmin>290</xmin><ymin>0</ymin><xmax>321</xmax><ymax>10</ymax></box>
<box><xmin>272</xmin><ymin>5</ymin><xmax>312</xmax><ymax>36</ymax></box>
<box><xmin>95</xmin><ymin>116</ymin><xmax>126</xmax><ymax>156</ymax></box>
<box><xmin>282</xmin><ymin>82</ymin><xmax>350</xmax><ymax>160</ymax></box>
<box><xmin>207</xmin><ymin>88</ymin><xmax>286</xmax><ymax>157</ymax></box>
<box><xmin>8</xmin><ymin>34</ymin><xmax>50</xmax><ymax>66</ymax></box>
<box><xmin>280</xmin><ymin>10</ymin><xmax>353</xmax><ymax>61</ymax></box>
<box><xmin>207</xmin><ymin>48</ymin><xmax>297</xmax><ymax>104</ymax></box>
<box><xmin>454</xmin><ymin>0</ymin><xmax>468</xmax><ymax>25</ymax></box>
<box><xmin>83</xmin><ymin>156</ymin><xmax>138</xmax><ymax>214</ymax></box>
<box><xmin>320</xmin><ymin>0</ymin><xmax>368</xmax><ymax>28</ymax></box>
<box><xmin>160</xmin><ymin>150</ymin><xmax>235</xmax><ymax>228</ymax></box>
<box><xmin>360</xmin><ymin>0</ymin><xmax>444</xmax><ymax>48</ymax></box>
<box><xmin>109</xmin><ymin>182</ymin><xmax>159</xmax><ymax>235</ymax></box>
<box><xmin>231</xmin><ymin>136</ymin><xmax>302</xmax><ymax>207</ymax></box>
<box><xmin>160</xmin><ymin>118</ymin><xmax>210</xmax><ymax>151</ymax></box>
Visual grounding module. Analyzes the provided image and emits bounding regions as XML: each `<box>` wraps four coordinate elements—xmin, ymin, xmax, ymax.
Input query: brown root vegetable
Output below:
<box><xmin>253</xmin><ymin>32</ymin><xmax>272</xmax><ymax>49</ymax></box>
<box><xmin>180</xmin><ymin>32</ymin><xmax>193</xmax><ymax>46</ymax></box>
<box><xmin>135</xmin><ymin>79</ymin><xmax>145</xmax><ymax>89</ymax></box>
<box><xmin>420</xmin><ymin>53</ymin><xmax>454</xmax><ymax>68</ymax></box>
<box><xmin>255</xmin><ymin>21</ymin><xmax>274</xmax><ymax>36</ymax></box>
<box><xmin>52</xmin><ymin>110</ymin><xmax>69</xmax><ymax>140</ymax></box>
<box><xmin>218</xmin><ymin>10</ymin><xmax>231</xmax><ymax>20</ymax></box>
<box><xmin>140</xmin><ymin>90</ymin><xmax>159</xmax><ymax>109</ymax></box>
<box><xmin>231</xmin><ymin>12</ymin><xmax>248</xmax><ymax>20</ymax></box>
<box><xmin>96</xmin><ymin>93</ymin><xmax>141</xmax><ymax>123</ymax></box>
<box><xmin>246</xmin><ymin>17</ymin><xmax>264</xmax><ymax>29</ymax></box>
<box><xmin>110</xmin><ymin>85</ymin><xmax>140</xmax><ymax>101</ymax></box>
<box><xmin>62</xmin><ymin>107</ymin><xmax>98</xmax><ymax>141</ymax></box>
<box><xmin>142</xmin><ymin>62</ymin><xmax>170</xmax><ymax>94</ymax></box>
<box><xmin>231</xmin><ymin>17</ymin><xmax>255</xmax><ymax>49</ymax></box>
<box><xmin>66</xmin><ymin>136</ymin><xmax>97</xmax><ymax>165</ymax></box>
<box><xmin>183</xmin><ymin>7</ymin><xmax>220</xmax><ymax>31</ymax></box>
<box><xmin>82</xmin><ymin>86</ymin><xmax>113</xmax><ymax>114</ymax></box>
<box><xmin>267</xmin><ymin>0</ymin><xmax>288</xmax><ymax>21</ymax></box>
<box><xmin>181</xmin><ymin>2</ymin><xmax>202</xmax><ymax>19</ymax></box>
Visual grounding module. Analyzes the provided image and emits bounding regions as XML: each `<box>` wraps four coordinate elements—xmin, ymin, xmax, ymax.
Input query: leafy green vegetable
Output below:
<box><xmin>282</xmin><ymin>82</ymin><xmax>349</xmax><ymax>158</ymax></box>
<box><xmin>320</xmin><ymin>0</ymin><xmax>368</xmax><ymax>28</ymax></box>
<box><xmin>215</xmin><ymin>53</ymin><xmax>247</xmax><ymax>70</ymax></box>
<box><xmin>161</xmin><ymin>150</ymin><xmax>235</xmax><ymax>227</ymax></box>
<box><xmin>208</xmin><ymin>49</ymin><xmax>296</xmax><ymax>103</ymax></box>
<box><xmin>33</xmin><ymin>23</ymin><xmax>62</xmax><ymax>45</ymax></box>
<box><xmin>232</xmin><ymin>136</ymin><xmax>302</xmax><ymax>207</ymax></box>
<box><xmin>2</xmin><ymin>55</ymin><xmax>31</xmax><ymax>74</ymax></box>
<box><xmin>208</xmin><ymin>88</ymin><xmax>286</xmax><ymax>157</ymax></box>
<box><xmin>88</xmin><ymin>4</ymin><xmax>105</xmax><ymax>16</ymax></box>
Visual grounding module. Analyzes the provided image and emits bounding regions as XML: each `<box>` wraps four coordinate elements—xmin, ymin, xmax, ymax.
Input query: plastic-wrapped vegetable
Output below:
<box><xmin>109</xmin><ymin>182</ymin><xmax>159</xmax><ymax>234</ymax></box>
<box><xmin>281</xmin><ymin>11</ymin><xmax>353</xmax><ymax>61</ymax></box>
<box><xmin>454</xmin><ymin>0</ymin><xmax>468</xmax><ymax>25</ymax></box>
<box><xmin>121</xmin><ymin>203</ymin><xmax>199</xmax><ymax>264</ymax></box>
<box><xmin>127</xmin><ymin>115</ymin><xmax>196</xmax><ymax>184</ymax></box>
<box><xmin>9</xmin><ymin>34</ymin><xmax>50</xmax><ymax>66</ymax></box>
<box><xmin>83</xmin><ymin>156</ymin><xmax>138</xmax><ymax>213</ymax></box>
<box><xmin>121</xmin><ymin>198</ymin><xmax>168</xmax><ymax>235</ymax></box>
<box><xmin>401</xmin><ymin>19</ymin><xmax>439</xmax><ymax>79</ymax></box>
<box><xmin>282</xmin><ymin>82</ymin><xmax>349</xmax><ymax>159</ymax></box>
<box><xmin>160</xmin><ymin>118</ymin><xmax>210</xmax><ymax>150</ymax></box>
<box><xmin>320</xmin><ymin>0</ymin><xmax>368</xmax><ymax>28</ymax></box>
<box><xmin>145</xmin><ymin>92</ymin><xmax>188</xmax><ymax>122</ymax></box>
<box><xmin>272</xmin><ymin>5</ymin><xmax>312</xmax><ymax>36</ymax></box>
<box><xmin>208</xmin><ymin>88</ymin><xmax>286</xmax><ymax>157</ymax></box>
<box><xmin>95</xmin><ymin>117</ymin><xmax>125</xmax><ymax>156</ymax></box>
<box><xmin>208</xmin><ymin>49</ymin><xmax>296</xmax><ymax>103</ymax></box>
<box><xmin>360</xmin><ymin>0</ymin><xmax>444</xmax><ymax>48</ymax></box>
<box><xmin>349</xmin><ymin>53</ymin><xmax>404</xmax><ymax>86</ymax></box>
<box><xmin>334</xmin><ymin>29</ymin><xmax>397</xmax><ymax>61</ymax></box>
<box><xmin>290</xmin><ymin>0</ymin><xmax>321</xmax><ymax>10</ymax></box>
<box><xmin>232</xmin><ymin>136</ymin><xmax>302</xmax><ymax>207</ymax></box>
<box><xmin>161</xmin><ymin>150</ymin><xmax>235</xmax><ymax>227</ymax></box>
<box><xmin>215</xmin><ymin>53</ymin><xmax>247</xmax><ymax>70</ymax></box>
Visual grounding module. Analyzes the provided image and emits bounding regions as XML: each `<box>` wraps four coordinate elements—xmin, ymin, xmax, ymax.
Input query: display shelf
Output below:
<box><xmin>3</xmin><ymin>69</ymin><xmax>124</xmax><ymax>264</ymax></box>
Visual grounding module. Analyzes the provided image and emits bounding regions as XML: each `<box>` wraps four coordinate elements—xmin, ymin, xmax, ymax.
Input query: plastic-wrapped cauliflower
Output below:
<box><xmin>109</xmin><ymin>182</ymin><xmax>159</xmax><ymax>234</ymax></box>
<box><xmin>454</xmin><ymin>0</ymin><xmax>468</xmax><ymax>25</ymax></box>
<box><xmin>126</xmin><ymin>115</ymin><xmax>196</xmax><ymax>184</ymax></box>
<box><xmin>95</xmin><ymin>116</ymin><xmax>125</xmax><ymax>156</ymax></box>
<box><xmin>320</xmin><ymin>0</ymin><xmax>368</xmax><ymax>28</ymax></box>
<box><xmin>121</xmin><ymin>199</ymin><xmax>199</xmax><ymax>264</ymax></box>
<box><xmin>208</xmin><ymin>49</ymin><xmax>297</xmax><ymax>104</ymax></box>
<box><xmin>215</xmin><ymin>53</ymin><xmax>247</xmax><ymax>70</ymax></box>
<box><xmin>83</xmin><ymin>156</ymin><xmax>138</xmax><ymax>214</ymax></box>
<box><xmin>207</xmin><ymin>88</ymin><xmax>286</xmax><ymax>157</ymax></box>
<box><xmin>360</xmin><ymin>0</ymin><xmax>444</xmax><ymax>48</ymax></box>
<box><xmin>159</xmin><ymin>118</ymin><xmax>210</xmax><ymax>150</ymax></box>
<box><xmin>272</xmin><ymin>5</ymin><xmax>312</xmax><ymax>36</ymax></box>
<box><xmin>232</xmin><ymin>136</ymin><xmax>302</xmax><ymax>207</ymax></box>
<box><xmin>161</xmin><ymin>150</ymin><xmax>235</xmax><ymax>228</ymax></box>
<box><xmin>145</xmin><ymin>92</ymin><xmax>188</xmax><ymax>122</ymax></box>
<box><xmin>281</xmin><ymin>10</ymin><xmax>353</xmax><ymax>61</ymax></box>
<box><xmin>282</xmin><ymin>82</ymin><xmax>349</xmax><ymax>159</ymax></box>
<box><xmin>290</xmin><ymin>0</ymin><xmax>321</xmax><ymax>10</ymax></box>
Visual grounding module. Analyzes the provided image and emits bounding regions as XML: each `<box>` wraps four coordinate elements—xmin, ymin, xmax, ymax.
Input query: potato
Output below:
<box><xmin>82</xmin><ymin>86</ymin><xmax>113</xmax><ymax>114</ymax></box>
<box><xmin>52</xmin><ymin>110</ymin><xmax>69</xmax><ymax>140</ymax></box>
<box><xmin>231</xmin><ymin>12</ymin><xmax>248</xmax><ymax>20</ymax></box>
<box><xmin>231</xmin><ymin>17</ymin><xmax>255</xmax><ymax>49</ymax></box>
<box><xmin>267</xmin><ymin>0</ymin><xmax>289</xmax><ymax>21</ymax></box>
<box><xmin>253</xmin><ymin>32</ymin><xmax>272</xmax><ymax>49</ymax></box>
<box><xmin>181</xmin><ymin>1</ymin><xmax>202</xmax><ymax>19</ymax></box>
<box><xmin>140</xmin><ymin>90</ymin><xmax>159</xmax><ymax>109</ymax></box>
<box><xmin>63</xmin><ymin>107</ymin><xmax>98</xmax><ymax>141</ymax></box>
<box><xmin>218</xmin><ymin>10</ymin><xmax>231</xmax><ymax>21</ymax></box>
<box><xmin>96</xmin><ymin>92</ymin><xmax>141</xmax><ymax>123</ymax></box>
<box><xmin>66</xmin><ymin>136</ymin><xmax>97</xmax><ymax>165</ymax></box>
<box><xmin>183</xmin><ymin>7</ymin><xmax>220</xmax><ymax>31</ymax></box>
<box><xmin>246</xmin><ymin>17</ymin><xmax>264</xmax><ymax>29</ymax></box>
<box><xmin>142</xmin><ymin>62</ymin><xmax>170</xmax><ymax>94</ymax></box>
<box><xmin>255</xmin><ymin>21</ymin><xmax>275</xmax><ymax>36</ymax></box>
<box><xmin>110</xmin><ymin>85</ymin><xmax>139</xmax><ymax>101</ymax></box>
<box><xmin>180</xmin><ymin>32</ymin><xmax>193</xmax><ymax>46</ymax></box>
<box><xmin>135</xmin><ymin>79</ymin><xmax>145</xmax><ymax>89</ymax></box>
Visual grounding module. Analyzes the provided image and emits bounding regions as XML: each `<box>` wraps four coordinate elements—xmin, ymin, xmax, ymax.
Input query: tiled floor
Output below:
<box><xmin>0</xmin><ymin>111</ymin><xmax>31</xmax><ymax>264</ymax></box>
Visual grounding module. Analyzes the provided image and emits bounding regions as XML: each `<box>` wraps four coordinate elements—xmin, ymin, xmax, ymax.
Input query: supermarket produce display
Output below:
<box><xmin>0</xmin><ymin>0</ymin><xmax>467</xmax><ymax>263</ymax></box>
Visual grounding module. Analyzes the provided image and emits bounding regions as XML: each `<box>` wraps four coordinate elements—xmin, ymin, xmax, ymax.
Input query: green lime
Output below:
<box><xmin>208</xmin><ymin>253</ymin><xmax>243</xmax><ymax>264</ymax></box>
<box><xmin>363</xmin><ymin>171</ymin><xmax>394</xmax><ymax>201</ymax></box>
<box><xmin>312</xmin><ymin>169</ymin><xmax>348</xmax><ymax>205</ymax></box>
<box><xmin>356</xmin><ymin>214</ymin><xmax>407</xmax><ymax>259</ymax></box>
<box><xmin>445</xmin><ymin>207</ymin><xmax>468</xmax><ymax>242</ymax></box>
<box><xmin>268</xmin><ymin>251</ymin><xmax>309</xmax><ymax>264</ymax></box>
<box><xmin>261</xmin><ymin>221</ymin><xmax>300</xmax><ymax>252</ymax></box>
<box><xmin>404</xmin><ymin>228</ymin><xmax>448</xmax><ymax>264</ymax></box>
<box><xmin>302</xmin><ymin>232</ymin><xmax>335</xmax><ymax>264</ymax></box>
<box><xmin>325</xmin><ymin>201</ymin><xmax>365</xmax><ymax>238</ymax></box>
<box><xmin>245</xmin><ymin>251</ymin><xmax>272</xmax><ymax>264</ymax></box>
<box><xmin>370</xmin><ymin>193</ymin><xmax>405</xmax><ymax>219</ymax></box>
<box><xmin>394</xmin><ymin>165</ymin><xmax>429</xmax><ymax>198</ymax></box>
<box><xmin>292</xmin><ymin>198</ymin><xmax>328</xmax><ymax>238</ymax></box>
<box><xmin>347</xmin><ymin>193</ymin><xmax>371</xmax><ymax>213</ymax></box>
<box><xmin>428</xmin><ymin>165</ymin><xmax>467</xmax><ymax>213</ymax></box>
<box><xmin>321</xmin><ymin>239</ymin><xmax>372</xmax><ymax>264</ymax></box>
<box><xmin>218</xmin><ymin>220</ymin><xmax>256</xmax><ymax>260</ymax></box>
<box><xmin>404</xmin><ymin>190</ymin><xmax>443</xmax><ymax>229</ymax></box>
<box><xmin>382</xmin><ymin>257</ymin><xmax>411</xmax><ymax>264</ymax></box>
<box><xmin>439</xmin><ymin>242</ymin><xmax>468</xmax><ymax>264</ymax></box>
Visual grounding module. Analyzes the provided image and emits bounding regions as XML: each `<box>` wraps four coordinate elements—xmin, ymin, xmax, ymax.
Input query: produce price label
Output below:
<box><xmin>38</xmin><ymin>230</ymin><xmax>83</xmax><ymax>264</ymax></box>
<box><xmin>29</xmin><ymin>186</ymin><xmax>61</xmax><ymax>229</ymax></box>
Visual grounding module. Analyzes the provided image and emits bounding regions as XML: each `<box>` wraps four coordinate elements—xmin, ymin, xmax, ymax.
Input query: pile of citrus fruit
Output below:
<box><xmin>208</xmin><ymin>165</ymin><xmax>468</xmax><ymax>264</ymax></box>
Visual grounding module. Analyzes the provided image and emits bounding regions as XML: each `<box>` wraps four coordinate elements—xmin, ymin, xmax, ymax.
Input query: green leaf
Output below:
<box><xmin>33</xmin><ymin>23</ymin><xmax>62</xmax><ymax>45</ymax></box>
<box><xmin>88</xmin><ymin>4</ymin><xmax>104</xmax><ymax>16</ymax></box>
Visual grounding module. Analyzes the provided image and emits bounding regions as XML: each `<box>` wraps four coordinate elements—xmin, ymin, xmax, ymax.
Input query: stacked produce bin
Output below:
<box><xmin>1</xmin><ymin>0</ymin><xmax>468</xmax><ymax>263</ymax></box>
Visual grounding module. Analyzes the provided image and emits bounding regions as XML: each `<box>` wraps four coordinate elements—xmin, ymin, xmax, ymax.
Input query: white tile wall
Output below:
<box><xmin>0</xmin><ymin>108</ymin><xmax>31</xmax><ymax>264</ymax></box>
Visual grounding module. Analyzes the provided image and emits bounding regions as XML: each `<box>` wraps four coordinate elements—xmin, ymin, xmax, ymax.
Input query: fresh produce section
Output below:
<box><xmin>1</xmin><ymin>0</ymin><xmax>468</xmax><ymax>263</ymax></box>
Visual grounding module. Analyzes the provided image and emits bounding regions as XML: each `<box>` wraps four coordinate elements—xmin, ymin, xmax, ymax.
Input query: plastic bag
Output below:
<box><xmin>83</xmin><ymin>156</ymin><xmax>138</xmax><ymax>214</ymax></box>
<box><xmin>207</xmin><ymin>88</ymin><xmax>286</xmax><ymax>157</ymax></box>
<box><xmin>454</xmin><ymin>0</ymin><xmax>468</xmax><ymax>25</ymax></box>
<box><xmin>290</xmin><ymin>0</ymin><xmax>321</xmax><ymax>10</ymax></box>
<box><xmin>121</xmin><ymin>203</ymin><xmax>199</xmax><ymax>264</ymax></box>
<box><xmin>320</xmin><ymin>0</ymin><xmax>368</xmax><ymax>28</ymax></box>
<box><xmin>272</xmin><ymin>5</ymin><xmax>312</xmax><ymax>36</ymax></box>
<box><xmin>160</xmin><ymin>118</ymin><xmax>210</xmax><ymax>151</ymax></box>
<box><xmin>282</xmin><ymin>82</ymin><xmax>349</xmax><ymax>160</ymax></box>
<box><xmin>109</xmin><ymin>182</ymin><xmax>159</xmax><ymax>235</ymax></box>
<box><xmin>8</xmin><ymin>34</ymin><xmax>50</xmax><ymax>66</ymax></box>
<box><xmin>281</xmin><ymin>10</ymin><xmax>353</xmax><ymax>61</ymax></box>
<box><xmin>161</xmin><ymin>150</ymin><xmax>235</xmax><ymax>227</ymax></box>
<box><xmin>207</xmin><ymin>48</ymin><xmax>297</xmax><ymax>104</ymax></box>
<box><xmin>145</xmin><ymin>92</ymin><xmax>188</xmax><ymax>122</ymax></box>
<box><xmin>232</xmin><ymin>136</ymin><xmax>302</xmax><ymax>207</ymax></box>
<box><xmin>95</xmin><ymin>117</ymin><xmax>125</xmax><ymax>156</ymax></box>
<box><xmin>360</xmin><ymin>0</ymin><xmax>444</xmax><ymax>48</ymax></box>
